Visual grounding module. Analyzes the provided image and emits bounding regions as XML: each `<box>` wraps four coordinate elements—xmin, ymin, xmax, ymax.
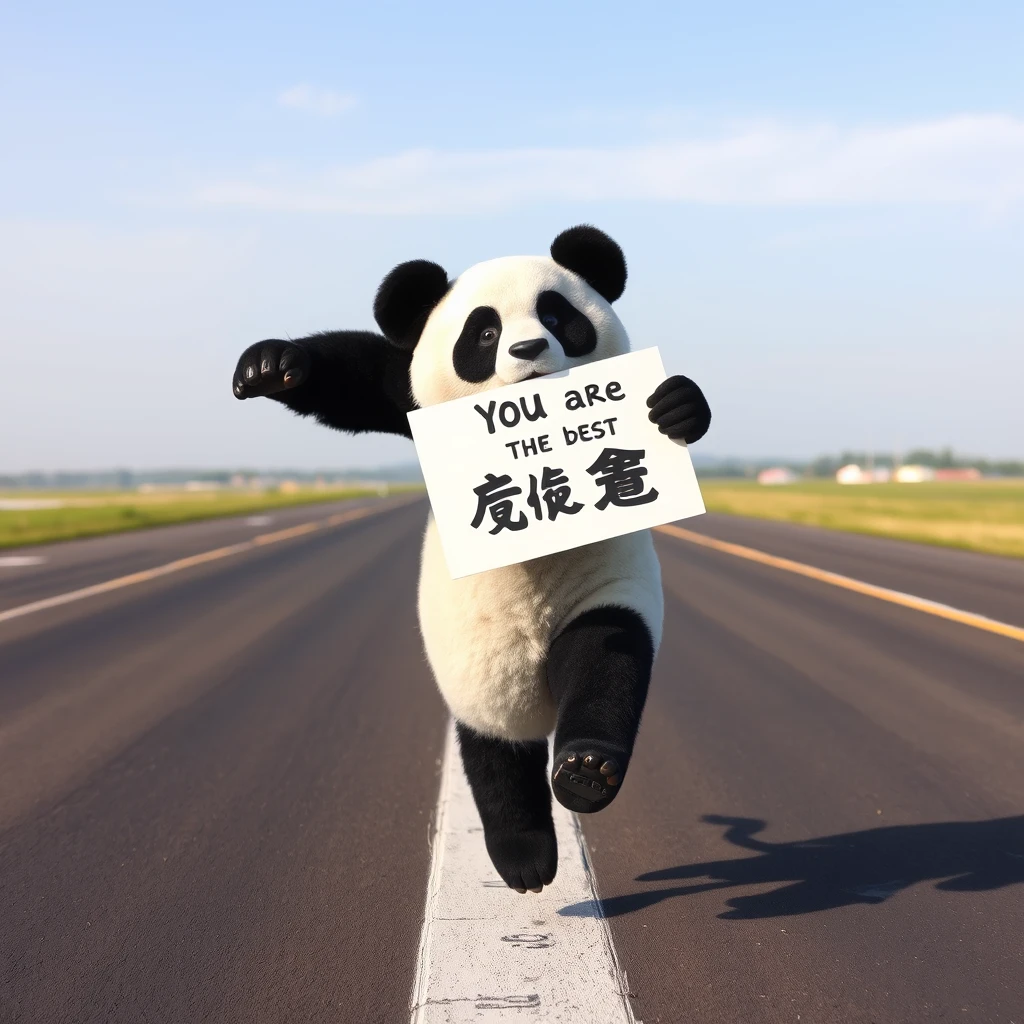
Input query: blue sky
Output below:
<box><xmin>2</xmin><ymin>0</ymin><xmax>1022</xmax><ymax>470</ymax></box>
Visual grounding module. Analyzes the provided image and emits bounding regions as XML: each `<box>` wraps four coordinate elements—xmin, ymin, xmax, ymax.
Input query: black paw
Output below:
<box><xmin>484</xmin><ymin>827</ymin><xmax>558</xmax><ymax>893</ymax></box>
<box><xmin>233</xmin><ymin>340</ymin><xmax>311</xmax><ymax>399</ymax></box>
<box><xmin>646</xmin><ymin>375</ymin><xmax>711</xmax><ymax>443</ymax></box>
<box><xmin>551</xmin><ymin>748</ymin><xmax>625</xmax><ymax>814</ymax></box>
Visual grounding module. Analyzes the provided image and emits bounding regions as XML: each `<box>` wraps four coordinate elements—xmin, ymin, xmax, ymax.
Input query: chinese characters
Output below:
<box><xmin>470</xmin><ymin>449</ymin><xmax>659</xmax><ymax>533</ymax></box>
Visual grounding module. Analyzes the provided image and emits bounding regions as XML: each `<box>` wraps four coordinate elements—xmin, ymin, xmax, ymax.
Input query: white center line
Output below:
<box><xmin>0</xmin><ymin>556</ymin><xmax>46</xmax><ymax>567</ymax></box>
<box><xmin>410</xmin><ymin>721</ymin><xmax>639</xmax><ymax>1023</ymax></box>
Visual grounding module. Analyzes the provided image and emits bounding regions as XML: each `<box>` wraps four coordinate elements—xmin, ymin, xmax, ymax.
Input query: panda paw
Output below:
<box><xmin>646</xmin><ymin>375</ymin><xmax>711</xmax><ymax>443</ymax></box>
<box><xmin>551</xmin><ymin>747</ymin><xmax>626</xmax><ymax>814</ymax></box>
<box><xmin>233</xmin><ymin>340</ymin><xmax>311</xmax><ymax>399</ymax></box>
<box><xmin>484</xmin><ymin>826</ymin><xmax>558</xmax><ymax>893</ymax></box>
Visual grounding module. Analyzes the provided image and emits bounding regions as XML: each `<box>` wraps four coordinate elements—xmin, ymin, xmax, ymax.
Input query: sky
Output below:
<box><xmin>2</xmin><ymin>0</ymin><xmax>1023</xmax><ymax>471</ymax></box>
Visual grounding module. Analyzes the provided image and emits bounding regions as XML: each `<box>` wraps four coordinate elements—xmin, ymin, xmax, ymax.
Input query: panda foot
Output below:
<box><xmin>484</xmin><ymin>826</ymin><xmax>557</xmax><ymax>893</ymax></box>
<box><xmin>551</xmin><ymin>747</ymin><xmax>625</xmax><ymax>814</ymax></box>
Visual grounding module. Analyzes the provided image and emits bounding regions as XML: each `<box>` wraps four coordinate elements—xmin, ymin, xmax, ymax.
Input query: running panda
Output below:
<box><xmin>232</xmin><ymin>226</ymin><xmax>711</xmax><ymax>892</ymax></box>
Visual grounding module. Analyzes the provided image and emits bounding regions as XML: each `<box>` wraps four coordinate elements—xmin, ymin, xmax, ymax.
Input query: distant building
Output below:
<box><xmin>895</xmin><ymin>465</ymin><xmax>936</xmax><ymax>483</ymax></box>
<box><xmin>836</xmin><ymin>464</ymin><xmax>869</xmax><ymax>484</ymax></box>
<box><xmin>757</xmin><ymin>467</ymin><xmax>797</xmax><ymax>485</ymax></box>
<box><xmin>934</xmin><ymin>467</ymin><xmax>982</xmax><ymax>481</ymax></box>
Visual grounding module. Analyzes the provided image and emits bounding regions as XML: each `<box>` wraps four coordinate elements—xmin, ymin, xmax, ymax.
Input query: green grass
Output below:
<box><xmin>699</xmin><ymin>479</ymin><xmax>1024</xmax><ymax>559</ymax></box>
<box><xmin>0</xmin><ymin>486</ymin><xmax>421</xmax><ymax>549</ymax></box>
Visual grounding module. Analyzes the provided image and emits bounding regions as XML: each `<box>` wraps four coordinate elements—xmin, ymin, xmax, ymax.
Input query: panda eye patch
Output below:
<box><xmin>454</xmin><ymin>305</ymin><xmax>502</xmax><ymax>383</ymax></box>
<box><xmin>535</xmin><ymin>290</ymin><xmax>597</xmax><ymax>358</ymax></box>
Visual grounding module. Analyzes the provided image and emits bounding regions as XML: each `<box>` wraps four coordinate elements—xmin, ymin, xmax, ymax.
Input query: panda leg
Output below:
<box><xmin>546</xmin><ymin>606</ymin><xmax>654</xmax><ymax>814</ymax></box>
<box><xmin>455</xmin><ymin>722</ymin><xmax>558</xmax><ymax>893</ymax></box>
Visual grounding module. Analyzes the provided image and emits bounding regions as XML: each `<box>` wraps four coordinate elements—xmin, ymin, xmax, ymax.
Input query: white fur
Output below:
<box><xmin>412</xmin><ymin>252</ymin><xmax>663</xmax><ymax>741</ymax></box>
<box><xmin>410</xmin><ymin>256</ymin><xmax>630</xmax><ymax>408</ymax></box>
<box><xmin>418</xmin><ymin>517</ymin><xmax>663</xmax><ymax>741</ymax></box>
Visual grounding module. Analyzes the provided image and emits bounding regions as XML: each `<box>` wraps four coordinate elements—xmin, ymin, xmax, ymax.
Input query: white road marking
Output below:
<box><xmin>0</xmin><ymin>556</ymin><xmax>46</xmax><ymax>567</ymax></box>
<box><xmin>411</xmin><ymin>722</ymin><xmax>638</xmax><ymax>1023</ymax></box>
<box><xmin>244</xmin><ymin>515</ymin><xmax>273</xmax><ymax>526</ymax></box>
<box><xmin>0</xmin><ymin>499</ymin><xmax>419</xmax><ymax>626</ymax></box>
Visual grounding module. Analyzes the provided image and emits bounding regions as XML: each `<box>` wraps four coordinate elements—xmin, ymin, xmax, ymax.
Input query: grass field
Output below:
<box><xmin>699</xmin><ymin>479</ymin><xmax>1024</xmax><ymax>559</ymax></box>
<box><xmin>0</xmin><ymin>486</ymin><xmax>418</xmax><ymax>549</ymax></box>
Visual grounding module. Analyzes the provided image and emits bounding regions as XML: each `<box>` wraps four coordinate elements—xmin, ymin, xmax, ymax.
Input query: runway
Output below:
<box><xmin>1</xmin><ymin>497</ymin><xmax>1021</xmax><ymax>1023</ymax></box>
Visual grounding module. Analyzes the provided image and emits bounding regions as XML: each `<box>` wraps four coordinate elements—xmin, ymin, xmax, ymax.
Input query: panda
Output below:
<box><xmin>233</xmin><ymin>226</ymin><xmax>711</xmax><ymax>893</ymax></box>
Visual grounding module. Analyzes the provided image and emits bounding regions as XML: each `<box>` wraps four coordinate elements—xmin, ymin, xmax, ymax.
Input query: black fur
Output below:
<box><xmin>646</xmin><ymin>374</ymin><xmax>712</xmax><ymax>443</ymax></box>
<box><xmin>232</xmin><ymin>331</ymin><xmax>416</xmax><ymax>439</ymax></box>
<box><xmin>547</xmin><ymin>606</ymin><xmax>654</xmax><ymax>813</ymax></box>
<box><xmin>550</xmin><ymin>225</ymin><xmax>627</xmax><ymax>303</ymax></box>
<box><xmin>455</xmin><ymin>723</ymin><xmax>557</xmax><ymax>891</ymax></box>
<box><xmin>453</xmin><ymin>305</ymin><xmax>502</xmax><ymax>383</ymax></box>
<box><xmin>374</xmin><ymin>260</ymin><xmax>450</xmax><ymax>349</ymax></box>
<box><xmin>453</xmin><ymin>606</ymin><xmax>653</xmax><ymax>889</ymax></box>
<box><xmin>536</xmin><ymin>290</ymin><xmax>597</xmax><ymax>357</ymax></box>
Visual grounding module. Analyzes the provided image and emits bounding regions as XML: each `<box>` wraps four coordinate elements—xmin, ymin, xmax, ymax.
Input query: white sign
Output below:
<box><xmin>407</xmin><ymin>348</ymin><xmax>706</xmax><ymax>578</ymax></box>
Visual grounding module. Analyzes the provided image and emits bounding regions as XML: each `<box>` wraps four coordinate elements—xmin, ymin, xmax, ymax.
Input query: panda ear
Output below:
<box><xmin>550</xmin><ymin>225</ymin><xmax>627</xmax><ymax>303</ymax></box>
<box><xmin>373</xmin><ymin>260</ymin><xmax>450</xmax><ymax>350</ymax></box>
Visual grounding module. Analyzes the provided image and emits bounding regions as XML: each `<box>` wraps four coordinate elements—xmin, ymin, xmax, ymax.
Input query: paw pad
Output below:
<box><xmin>553</xmin><ymin>752</ymin><xmax>622</xmax><ymax>803</ymax></box>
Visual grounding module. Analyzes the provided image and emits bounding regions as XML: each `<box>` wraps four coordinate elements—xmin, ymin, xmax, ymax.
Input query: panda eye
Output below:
<box><xmin>541</xmin><ymin>314</ymin><xmax>559</xmax><ymax>330</ymax></box>
<box><xmin>479</xmin><ymin>326</ymin><xmax>499</xmax><ymax>345</ymax></box>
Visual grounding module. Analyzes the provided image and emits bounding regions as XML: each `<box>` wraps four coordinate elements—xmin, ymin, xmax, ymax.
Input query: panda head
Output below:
<box><xmin>374</xmin><ymin>225</ymin><xmax>630</xmax><ymax>408</ymax></box>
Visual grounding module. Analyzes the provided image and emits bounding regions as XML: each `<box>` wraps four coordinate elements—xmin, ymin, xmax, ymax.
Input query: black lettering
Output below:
<box><xmin>591</xmin><ymin>420</ymin><xmax>606</xmax><ymax>439</ymax></box>
<box><xmin>563</xmin><ymin>426</ymin><xmax>578</xmax><ymax>445</ymax></box>
<box><xmin>604</xmin><ymin>417</ymin><xmax>618</xmax><ymax>435</ymax></box>
<box><xmin>520</xmin><ymin>394</ymin><xmax>547</xmax><ymax>423</ymax></box>
<box><xmin>539</xmin><ymin>435</ymin><xmax>551</xmax><ymax>452</ymax></box>
<box><xmin>521</xmin><ymin>436</ymin><xmax>539</xmax><ymax>457</ymax></box>
<box><xmin>505</xmin><ymin>440</ymin><xmax>521</xmax><ymax>459</ymax></box>
<box><xmin>579</xmin><ymin>423</ymin><xmax>592</xmax><ymax>441</ymax></box>
<box><xmin>606</xmin><ymin>382</ymin><xmax>624</xmax><ymax>401</ymax></box>
<box><xmin>584</xmin><ymin>383</ymin><xmax>605</xmax><ymax>405</ymax></box>
<box><xmin>474</xmin><ymin>400</ymin><xmax>498</xmax><ymax>434</ymax></box>
<box><xmin>499</xmin><ymin>401</ymin><xmax>520</xmax><ymax>428</ymax></box>
<box><xmin>564</xmin><ymin>389</ymin><xmax>585</xmax><ymax>411</ymax></box>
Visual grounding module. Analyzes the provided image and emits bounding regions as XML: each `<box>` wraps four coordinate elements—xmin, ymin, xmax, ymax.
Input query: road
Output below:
<box><xmin>1</xmin><ymin>497</ymin><xmax>1022</xmax><ymax>1023</ymax></box>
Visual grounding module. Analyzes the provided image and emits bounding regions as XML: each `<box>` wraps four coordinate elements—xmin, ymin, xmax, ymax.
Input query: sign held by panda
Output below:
<box><xmin>407</xmin><ymin>348</ymin><xmax>706</xmax><ymax>578</ymax></box>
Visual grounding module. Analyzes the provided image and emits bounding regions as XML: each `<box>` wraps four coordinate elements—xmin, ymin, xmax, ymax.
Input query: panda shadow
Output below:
<box><xmin>558</xmin><ymin>813</ymin><xmax>1024</xmax><ymax>920</ymax></box>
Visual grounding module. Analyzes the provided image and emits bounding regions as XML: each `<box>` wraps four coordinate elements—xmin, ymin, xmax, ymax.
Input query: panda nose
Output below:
<box><xmin>509</xmin><ymin>338</ymin><xmax>549</xmax><ymax>361</ymax></box>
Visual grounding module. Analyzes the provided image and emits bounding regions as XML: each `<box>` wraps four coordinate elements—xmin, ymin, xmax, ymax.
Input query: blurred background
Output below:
<box><xmin>2</xmin><ymin>0</ymin><xmax>1022</xmax><ymax>552</ymax></box>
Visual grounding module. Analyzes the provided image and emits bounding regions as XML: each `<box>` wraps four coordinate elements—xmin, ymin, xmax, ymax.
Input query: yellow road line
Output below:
<box><xmin>655</xmin><ymin>523</ymin><xmax>1024</xmax><ymax>644</ymax></box>
<box><xmin>0</xmin><ymin>500</ymin><xmax>413</xmax><ymax>627</ymax></box>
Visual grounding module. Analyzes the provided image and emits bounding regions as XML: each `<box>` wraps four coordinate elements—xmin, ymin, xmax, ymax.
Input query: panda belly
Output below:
<box><xmin>417</xmin><ymin>515</ymin><xmax>664</xmax><ymax>741</ymax></box>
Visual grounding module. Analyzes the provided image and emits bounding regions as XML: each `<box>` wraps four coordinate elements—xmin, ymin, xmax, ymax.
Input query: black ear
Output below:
<box><xmin>550</xmin><ymin>225</ymin><xmax>627</xmax><ymax>303</ymax></box>
<box><xmin>373</xmin><ymin>260</ymin><xmax>450</xmax><ymax>349</ymax></box>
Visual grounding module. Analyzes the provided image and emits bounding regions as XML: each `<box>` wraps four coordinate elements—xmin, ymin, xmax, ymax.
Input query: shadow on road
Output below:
<box><xmin>560</xmin><ymin>814</ymin><xmax>1024</xmax><ymax>920</ymax></box>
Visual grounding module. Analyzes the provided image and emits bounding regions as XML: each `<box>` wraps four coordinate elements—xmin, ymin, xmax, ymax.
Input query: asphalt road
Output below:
<box><xmin>1</xmin><ymin>499</ymin><xmax>1022</xmax><ymax>1023</ymax></box>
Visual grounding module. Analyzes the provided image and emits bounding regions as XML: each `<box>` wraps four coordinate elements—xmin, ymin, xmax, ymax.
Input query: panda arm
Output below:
<box><xmin>233</xmin><ymin>330</ymin><xmax>416</xmax><ymax>439</ymax></box>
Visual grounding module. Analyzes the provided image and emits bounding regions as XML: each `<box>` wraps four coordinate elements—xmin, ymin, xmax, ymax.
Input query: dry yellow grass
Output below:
<box><xmin>699</xmin><ymin>479</ymin><xmax>1024</xmax><ymax>559</ymax></box>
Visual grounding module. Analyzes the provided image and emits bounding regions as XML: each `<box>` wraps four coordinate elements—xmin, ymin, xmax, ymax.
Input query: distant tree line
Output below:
<box><xmin>0</xmin><ymin>464</ymin><xmax>424</xmax><ymax>490</ymax></box>
<box><xmin>693</xmin><ymin>449</ymin><xmax>1024</xmax><ymax>480</ymax></box>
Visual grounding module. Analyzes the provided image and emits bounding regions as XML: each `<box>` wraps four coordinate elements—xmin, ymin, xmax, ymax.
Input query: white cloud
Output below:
<box><xmin>200</xmin><ymin>114</ymin><xmax>1024</xmax><ymax>214</ymax></box>
<box><xmin>276</xmin><ymin>84</ymin><xmax>357</xmax><ymax>117</ymax></box>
